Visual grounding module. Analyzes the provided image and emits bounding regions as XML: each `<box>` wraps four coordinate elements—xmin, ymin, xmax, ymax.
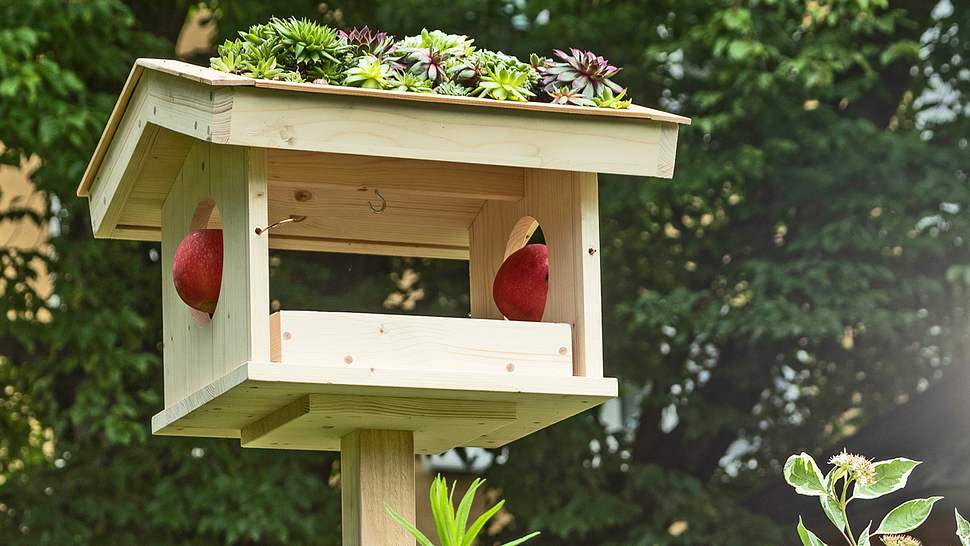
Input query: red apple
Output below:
<box><xmin>172</xmin><ymin>229</ymin><xmax>223</xmax><ymax>315</ymax></box>
<box><xmin>492</xmin><ymin>243</ymin><xmax>548</xmax><ymax>322</ymax></box>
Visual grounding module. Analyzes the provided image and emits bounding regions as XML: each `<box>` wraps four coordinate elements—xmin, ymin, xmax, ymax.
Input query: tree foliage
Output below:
<box><xmin>1</xmin><ymin>1</ymin><xmax>969</xmax><ymax>545</ymax></box>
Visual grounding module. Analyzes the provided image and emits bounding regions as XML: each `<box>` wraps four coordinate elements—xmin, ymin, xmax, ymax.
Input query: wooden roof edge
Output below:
<box><xmin>77</xmin><ymin>57</ymin><xmax>691</xmax><ymax>197</ymax></box>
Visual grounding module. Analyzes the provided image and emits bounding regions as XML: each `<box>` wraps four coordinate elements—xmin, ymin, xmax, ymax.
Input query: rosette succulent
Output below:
<box><xmin>473</xmin><ymin>66</ymin><xmax>534</xmax><ymax>101</ymax></box>
<box><xmin>389</xmin><ymin>72</ymin><xmax>434</xmax><ymax>93</ymax></box>
<box><xmin>241</xmin><ymin>43</ymin><xmax>284</xmax><ymax>80</ymax></box>
<box><xmin>339</xmin><ymin>26</ymin><xmax>397</xmax><ymax>59</ymax></box>
<box><xmin>434</xmin><ymin>81</ymin><xmax>471</xmax><ymax>96</ymax></box>
<box><xmin>398</xmin><ymin>28</ymin><xmax>475</xmax><ymax>58</ymax></box>
<box><xmin>210</xmin><ymin>39</ymin><xmax>246</xmax><ymax>73</ymax></box>
<box><xmin>270</xmin><ymin>17</ymin><xmax>349</xmax><ymax>66</ymax></box>
<box><xmin>343</xmin><ymin>55</ymin><xmax>394</xmax><ymax>89</ymax></box>
<box><xmin>539</xmin><ymin>48</ymin><xmax>624</xmax><ymax>99</ymax></box>
<box><xmin>548</xmin><ymin>86</ymin><xmax>595</xmax><ymax>107</ymax></box>
<box><xmin>592</xmin><ymin>88</ymin><xmax>631</xmax><ymax>109</ymax></box>
<box><xmin>402</xmin><ymin>47</ymin><xmax>450</xmax><ymax>85</ymax></box>
<box><xmin>449</xmin><ymin>49</ymin><xmax>537</xmax><ymax>89</ymax></box>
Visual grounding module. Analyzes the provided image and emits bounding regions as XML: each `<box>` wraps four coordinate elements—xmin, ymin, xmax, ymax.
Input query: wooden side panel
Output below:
<box><xmin>270</xmin><ymin>310</ymin><xmax>572</xmax><ymax>377</ymax></box>
<box><xmin>230</xmin><ymin>87</ymin><xmax>676</xmax><ymax>178</ymax></box>
<box><xmin>341</xmin><ymin>430</ymin><xmax>415</xmax><ymax>546</ymax></box>
<box><xmin>469</xmin><ymin>170</ymin><xmax>603</xmax><ymax>378</ymax></box>
<box><xmin>161</xmin><ymin>141</ymin><xmax>269</xmax><ymax>406</ymax></box>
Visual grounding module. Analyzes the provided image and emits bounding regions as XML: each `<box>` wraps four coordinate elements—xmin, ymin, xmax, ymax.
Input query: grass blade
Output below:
<box><xmin>500</xmin><ymin>531</ymin><xmax>541</xmax><ymax>546</ymax></box>
<box><xmin>462</xmin><ymin>499</ymin><xmax>505</xmax><ymax>545</ymax></box>
<box><xmin>456</xmin><ymin>478</ymin><xmax>485</xmax><ymax>545</ymax></box>
<box><xmin>385</xmin><ymin>503</ymin><xmax>435</xmax><ymax>546</ymax></box>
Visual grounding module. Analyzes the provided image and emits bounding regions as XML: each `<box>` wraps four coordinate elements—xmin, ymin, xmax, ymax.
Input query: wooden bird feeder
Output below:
<box><xmin>78</xmin><ymin>58</ymin><xmax>689</xmax><ymax>545</ymax></box>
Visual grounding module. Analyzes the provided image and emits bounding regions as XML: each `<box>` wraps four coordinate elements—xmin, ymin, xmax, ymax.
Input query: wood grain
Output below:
<box><xmin>160</xmin><ymin>141</ymin><xmax>270</xmax><ymax>406</ymax></box>
<box><xmin>469</xmin><ymin>169</ymin><xmax>603</xmax><ymax>378</ymax></box>
<box><xmin>151</xmin><ymin>362</ymin><xmax>617</xmax><ymax>452</ymax></box>
<box><xmin>341</xmin><ymin>430</ymin><xmax>415</xmax><ymax>546</ymax></box>
<box><xmin>239</xmin><ymin>393</ymin><xmax>515</xmax><ymax>454</ymax></box>
<box><xmin>269</xmin><ymin>310</ymin><xmax>572</xmax><ymax>377</ymax></box>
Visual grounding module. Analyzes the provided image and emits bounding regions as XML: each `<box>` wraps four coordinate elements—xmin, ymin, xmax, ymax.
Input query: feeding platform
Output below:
<box><xmin>78</xmin><ymin>58</ymin><xmax>688</xmax><ymax>544</ymax></box>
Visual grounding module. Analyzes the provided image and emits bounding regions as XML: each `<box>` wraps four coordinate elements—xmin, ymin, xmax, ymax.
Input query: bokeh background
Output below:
<box><xmin>1</xmin><ymin>1</ymin><xmax>969</xmax><ymax>545</ymax></box>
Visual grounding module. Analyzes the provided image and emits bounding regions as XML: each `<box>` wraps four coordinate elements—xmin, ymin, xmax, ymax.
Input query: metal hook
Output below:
<box><xmin>255</xmin><ymin>215</ymin><xmax>306</xmax><ymax>235</ymax></box>
<box><xmin>368</xmin><ymin>189</ymin><xmax>387</xmax><ymax>214</ymax></box>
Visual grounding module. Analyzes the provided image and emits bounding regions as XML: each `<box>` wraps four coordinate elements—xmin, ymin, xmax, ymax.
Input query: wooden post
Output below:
<box><xmin>341</xmin><ymin>430</ymin><xmax>416</xmax><ymax>546</ymax></box>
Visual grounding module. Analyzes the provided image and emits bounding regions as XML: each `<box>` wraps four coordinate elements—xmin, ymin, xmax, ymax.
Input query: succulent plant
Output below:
<box><xmin>592</xmin><ymin>87</ymin><xmax>631</xmax><ymax>109</ymax></box>
<box><xmin>403</xmin><ymin>47</ymin><xmax>450</xmax><ymax>85</ymax></box>
<box><xmin>548</xmin><ymin>86</ymin><xmax>596</xmax><ymax>107</ymax></box>
<box><xmin>239</xmin><ymin>22</ymin><xmax>278</xmax><ymax>49</ymax></box>
<box><xmin>241</xmin><ymin>43</ymin><xmax>284</xmax><ymax>80</ymax></box>
<box><xmin>279</xmin><ymin>71</ymin><xmax>305</xmax><ymax>83</ymax></box>
<box><xmin>473</xmin><ymin>66</ymin><xmax>535</xmax><ymax>102</ymax></box>
<box><xmin>397</xmin><ymin>28</ymin><xmax>475</xmax><ymax>58</ymax></box>
<box><xmin>446</xmin><ymin>49</ymin><xmax>537</xmax><ymax>90</ymax></box>
<box><xmin>389</xmin><ymin>72</ymin><xmax>434</xmax><ymax>93</ymax></box>
<box><xmin>269</xmin><ymin>17</ymin><xmax>349</xmax><ymax>66</ymax></box>
<box><xmin>434</xmin><ymin>80</ymin><xmax>472</xmax><ymax>96</ymax></box>
<box><xmin>339</xmin><ymin>26</ymin><xmax>397</xmax><ymax>58</ymax></box>
<box><xmin>343</xmin><ymin>55</ymin><xmax>394</xmax><ymax>89</ymax></box>
<box><xmin>210</xmin><ymin>39</ymin><xmax>246</xmax><ymax>73</ymax></box>
<box><xmin>539</xmin><ymin>48</ymin><xmax>624</xmax><ymax>99</ymax></box>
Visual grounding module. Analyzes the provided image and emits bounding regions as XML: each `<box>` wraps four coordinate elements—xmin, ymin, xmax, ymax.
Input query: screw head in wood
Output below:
<box><xmin>559</xmin><ymin>346</ymin><xmax>568</xmax><ymax>355</ymax></box>
<box><xmin>294</xmin><ymin>190</ymin><xmax>312</xmax><ymax>202</ymax></box>
<box><xmin>506</xmin><ymin>362</ymin><xmax>515</xmax><ymax>372</ymax></box>
<box><xmin>282</xmin><ymin>331</ymin><xmax>292</xmax><ymax>341</ymax></box>
<box><xmin>344</xmin><ymin>355</ymin><xmax>354</xmax><ymax>364</ymax></box>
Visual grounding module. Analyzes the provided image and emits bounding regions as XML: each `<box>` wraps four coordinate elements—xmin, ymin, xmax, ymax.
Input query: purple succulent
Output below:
<box><xmin>339</xmin><ymin>26</ymin><xmax>397</xmax><ymax>58</ymax></box>
<box><xmin>539</xmin><ymin>48</ymin><xmax>624</xmax><ymax>99</ymax></box>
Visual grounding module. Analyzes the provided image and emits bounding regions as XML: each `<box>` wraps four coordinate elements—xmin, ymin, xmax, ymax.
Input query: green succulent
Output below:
<box><xmin>343</xmin><ymin>55</ymin><xmax>394</xmax><ymax>89</ymax></box>
<box><xmin>269</xmin><ymin>17</ymin><xmax>349</xmax><ymax>66</ymax></box>
<box><xmin>548</xmin><ymin>86</ymin><xmax>596</xmax><ymax>107</ymax></box>
<box><xmin>241</xmin><ymin>43</ymin><xmax>284</xmax><ymax>80</ymax></box>
<box><xmin>239</xmin><ymin>22</ymin><xmax>278</xmax><ymax>49</ymax></box>
<box><xmin>397</xmin><ymin>28</ymin><xmax>474</xmax><ymax>58</ymax></box>
<box><xmin>210</xmin><ymin>39</ymin><xmax>246</xmax><ymax>74</ymax></box>
<box><xmin>389</xmin><ymin>72</ymin><xmax>433</xmax><ymax>93</ymax></box>
<box><xmin>278</xmin><ymin>71</ymin><xmax>305</xmax><ymax>83</ymax></box>
<box><xmin>448</xmin><ymin>49</ymin><xmax>537</xmax><ymax>89</ymax></box>
<box><xmin>434</xmin><ymin>80</ymin><xmax>471</xmax><ymax>96</ymax></box>
<box><xmin>592</xmin><ymin>87</ymin><xmax>632</xmax><ymax>109</ymax></box>
<box><xmin>473</xmin><ymin>66</ymin><xmax>535</xmax><ymax>101</ymax></box>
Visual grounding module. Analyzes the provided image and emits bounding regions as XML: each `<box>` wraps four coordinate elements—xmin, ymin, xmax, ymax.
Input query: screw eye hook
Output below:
<box><xmin>368</xmin><ymin>189</ymin><xmax>387</xmax><ymax>214</ymax></box>
<box><xmin>255</xmin><ymin>215</ymin><xmax>306</xmax><ymax>235</ymax></box>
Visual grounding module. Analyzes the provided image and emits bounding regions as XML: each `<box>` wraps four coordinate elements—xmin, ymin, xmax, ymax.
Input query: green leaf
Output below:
<box><xmin>858</xmin><ymin>523</ymin><xmax>872</xmax><ymax>546</ymax></box>
<box><xmin>456</xmin><ymin>478</ymin><xmax>484</xmax><ymax>546</ymax></box>
<box><xmin>500</xmin><ymin>531</ymin><xmax>541</xmax><ymax>546</ymax></box>
<box><xmin>821</xmin><ymin>494</ymin><xmax>846</xmax><ymax>531</ymax></box>
<box><xmin>784</xmin><ymin>453</ymin><xmax>827</xmax><ymax>497</ymax></box>
<box><xmin>875</xmin><ymin>497</ymin><xmax>943</xmax><ymax>535</ymax></box>
<box><xmin>853</xmin><ymin>458</ymin><xmax>921</xmax><ymax>499</ymax></box>
<box><xmin>797</xmin><ymin>517</ymin><xmax>828</xmax><ymax>546</ymax></box>
<box><xmin>385</xmin><ymin>503</ymin><xmax>434</xmax><ymax>546</ymax></box>
<box><xmin>957</xmin><ymin>509</ymin><xmax>970</xmax><ymax>546</ymax></box>
<box><xmin>463</xmin><ymin>499</ymin><xmax>505</xmax><ymax>545</ymax></box>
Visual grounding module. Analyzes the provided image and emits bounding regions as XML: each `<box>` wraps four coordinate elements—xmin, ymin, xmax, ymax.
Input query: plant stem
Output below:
<box><xmin>839</xmin><ymin>477</ymin><xmax>857</xmax><ymax>546</ymax></box>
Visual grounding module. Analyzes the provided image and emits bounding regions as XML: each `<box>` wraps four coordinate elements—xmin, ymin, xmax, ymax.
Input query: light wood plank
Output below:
<box><xmin>151</xmin><ymin>362</ymin><xmax>617</xmax><ymax>452</ymax></box>
<box><xmin>230</xmin><ymin>86</ymin><xmax>676</xmax><ymax>178</ymax></box>
<box><xmin>160</xmin><ymin>141</ymin><xmax>269</xmax><ymax>406</ymax></box>
<box><xmin>239</xmin><ymin>393</ymin><xmax>515</xmax><ymax>454</ymax></box>
<box><xmin>341</xmin><ymin>430</ymin><xmax>415</xmax><ymax>546</ymax></box>
<box><xmin>268</xmin><ymin>149</ymin><xmax>524</xmax><ymax>201</ymax></box>
<box><xmin>270</xmin><ymin>311</ymin><xmax>572</xmax><ymax>377</ymax></box>
<box><xmin>469</xmin><ymin>170</ymin><xmax>603</xmax><ymax>378</ymax></box>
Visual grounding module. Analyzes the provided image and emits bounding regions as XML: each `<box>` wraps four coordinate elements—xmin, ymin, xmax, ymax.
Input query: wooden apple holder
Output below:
<box><xmin>78</xmin><ymin>59</ymin><xmax>688</xmax><ymax>545</ymax></box>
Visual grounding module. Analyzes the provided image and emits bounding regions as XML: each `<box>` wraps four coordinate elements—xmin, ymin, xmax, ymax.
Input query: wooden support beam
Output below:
<box><xmin>341</xmin><ymin>430</ymin><xmax>415</xmax><ymax>546</ymax></box>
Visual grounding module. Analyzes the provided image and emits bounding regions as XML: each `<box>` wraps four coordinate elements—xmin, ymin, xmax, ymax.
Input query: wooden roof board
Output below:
<box><xmin>78</xmin><ymin>58</ymin><xmax>690</xmax><ymax>198</ymax></box>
